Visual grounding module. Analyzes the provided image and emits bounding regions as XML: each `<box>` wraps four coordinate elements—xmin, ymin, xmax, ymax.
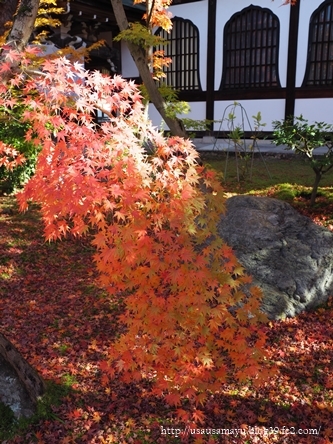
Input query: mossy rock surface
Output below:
<box><xmin>218</xmin><ymin>195</ymin><xmax>333</xmax><ymax>319</ymax></box>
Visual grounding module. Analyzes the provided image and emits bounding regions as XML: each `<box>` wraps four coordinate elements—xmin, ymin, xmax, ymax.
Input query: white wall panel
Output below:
<box><xmin>294</xmin><ymin>98</ymin><xmax>333</xmax><ymax>123</ymax></box>
<box><xmin>214</xmin><ymin>99</ymin><xmax>286</xmax><ymax>132</ymax></box>
<box><xmin>120</xmin><ymin>41</ymin><xmax>139</xmax><ymax>78</ymax></box>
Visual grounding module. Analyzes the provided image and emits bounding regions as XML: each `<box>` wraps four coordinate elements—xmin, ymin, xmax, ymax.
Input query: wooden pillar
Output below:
<box><xmin>206</xmin><ymin>0</ymin><xmax>217</xmax><ymax>130</ymax></box>
<box><xmin>285</xmin><ymin>0</ymin><xmax>301</xmax><ymax>120</ymax></box>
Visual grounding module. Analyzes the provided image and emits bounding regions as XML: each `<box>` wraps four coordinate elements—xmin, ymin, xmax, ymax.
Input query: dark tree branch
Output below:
<box><xmin>5</xmin><ymin>0</ymin><xmax>41</xmax><ymax>51</ymax></box>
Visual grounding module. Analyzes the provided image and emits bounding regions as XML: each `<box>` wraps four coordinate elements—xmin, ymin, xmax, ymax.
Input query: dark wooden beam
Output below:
<box><xmin>295</xmin><ymin>87</ymin><xmax>333</xmax><ymax>98</ymax></box>
<box><xmin>178</xmin><ymin>85</ymin><xmax>333</xmax><ymax>102</ymax></box>
<box><xmin>205</xmin><ymin>0</ymin><xmax>217</xmax><ymax>129</ymax></box>
<box><xmin>285</xmin><ymin>0</ymin><xmax>300</xmax><ymax>119</ymax></box>
<box><xmin>212</xmin><ymin>88</ymin><xmax>287</xmax><ymax>101</ymax></box>
<box><xmin>58</xmin><ymin>0</ymin><xmax>143</xmax><ymax>29</ymax></box>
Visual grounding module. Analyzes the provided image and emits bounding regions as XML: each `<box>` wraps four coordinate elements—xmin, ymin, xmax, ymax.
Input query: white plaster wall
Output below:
<box><xmin>148</xmin><ymin>105</ymin><xmax>165</xmax><ymax>131</ymax></box>
<box><xmin>120</xmin><ymin>41</ymin><xmax>139</xmax><ymax>78</ymax></box>
<box><xmin>214</xmin><ymin>99</ymin><xmax>286</xmax><ymax>132</ymax></box>
<box><xmin>150</xmin><ymin>99</ymin><xmax>286</xmax><ymax>132</ymax></box>
<box><xmin>294</xmin><ymin>98</ymin><xmax>333</xmax><ymax>123</ymax></box>
<box><xmin>296</xmin><ymin>0</ymin><xmax>323</xmax><ymax>87</ymax></box>
<box><xmin>215</xmin><ymin>0</ymin><xmax>291</xmax><ymax>89</ymax></box>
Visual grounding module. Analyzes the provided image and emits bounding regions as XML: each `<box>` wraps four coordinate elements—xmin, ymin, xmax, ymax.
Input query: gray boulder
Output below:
<box><xmin>217</xmin><ymin>195</ymin><xmax>333</xmax><ymax>319</ymax></box>
<box><xmin>0</xmin><ymin>334</ymin><xmax>45</xmax><ymax>418</ymax></box>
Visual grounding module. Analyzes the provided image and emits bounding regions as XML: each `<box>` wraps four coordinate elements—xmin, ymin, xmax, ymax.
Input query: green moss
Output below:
<box><xmin>0</xmin><ymin>380</ymin><xmax>73</xmax><ymax>441</ymax></box>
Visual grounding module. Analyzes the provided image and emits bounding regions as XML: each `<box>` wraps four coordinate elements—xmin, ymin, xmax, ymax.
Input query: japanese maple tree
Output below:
<box><xmin>0</xmin><ymin>46</ymin><xmax>272</xmax><ymax>421</ymax></box>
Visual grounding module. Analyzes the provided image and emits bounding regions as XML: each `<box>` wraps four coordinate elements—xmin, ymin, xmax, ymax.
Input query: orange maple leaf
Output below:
<box><xmin>192</xmin><ymin>409</ymin><xmax>205</xmax><ymax>424</ymax></box>
<box><xmin>165</xmin><ymin>392</ymin><xmax>182</xmax><ymax>406</ymax></box>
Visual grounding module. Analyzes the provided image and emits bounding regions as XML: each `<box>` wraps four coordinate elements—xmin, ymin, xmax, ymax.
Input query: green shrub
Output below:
<box><xmin>0</xmin><ymin>109</ymin><xmax>40</xmax><ymax>193</ymax></box>
<box><xmin>272</xmin><ymin>115</ymin><xmax>333</xmax><ymax>205</ymax></box>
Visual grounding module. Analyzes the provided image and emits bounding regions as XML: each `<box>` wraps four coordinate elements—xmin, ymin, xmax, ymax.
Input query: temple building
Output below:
<box><xmin>54</xmin><ymin>0</ymin><xmax>333</xmax><ymax>132</ymax></box>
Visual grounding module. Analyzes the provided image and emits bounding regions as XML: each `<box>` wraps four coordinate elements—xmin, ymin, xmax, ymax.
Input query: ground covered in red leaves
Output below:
<box><xmin>0</xmin><ymin>195</ymin><xmax>333</xmax><ymax>444</ymax></box>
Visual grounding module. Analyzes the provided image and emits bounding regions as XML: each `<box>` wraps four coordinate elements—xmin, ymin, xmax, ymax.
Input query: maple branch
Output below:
<box><xmin>94</xmin><ymin>104</ymin><xmax>115</xmax><ymax>120</ymax></box>
<box><xmin>24</xmin><ymin>68</ymin><xmax>46</xmax><ymax>77</ymax></box>
<box><xmin>146</xmin><ymin>0</ymin><xmax>156</xmax><ymax>28</ymax></box>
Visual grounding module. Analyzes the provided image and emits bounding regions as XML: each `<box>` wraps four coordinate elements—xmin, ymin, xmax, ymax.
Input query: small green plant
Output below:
<box><xmin>181</xmin><ymin>117</ymin><xmax>215</xmax><ymax>138</ymax></box>
<box><xmin>228</xmin><ymin>124</ymin><xmax>249</xmax><ymax>181</ymax></box>
<box><xmin>58</xmin><ymin>344</ymin><xmax>69</xmax><ymax>355</ymax></box>
<box><xmin>272</xmin><ymin>115</ymin><xmax>333</xmax><ymax>205</ymax></box>
<box><xmin>220</xmin><ymin>106</ymin><xmax>269</xmax><ymax>182</ymax></box>
<box><xmin>164</xmin><ymin>100</ymin><xmax>190</xmax><ymax>121</ymax></box>
<box><xmin>249</xmin><ymin>111</ymin><xmax>267</xmax><ymax>151</ymax></box>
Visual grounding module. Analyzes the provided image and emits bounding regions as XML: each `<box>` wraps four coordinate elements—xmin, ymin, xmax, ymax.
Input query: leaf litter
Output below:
<box><xmin>0</xmin><ymin>195</ymin><xmax>332</xmax><ymax>443</ymax></box>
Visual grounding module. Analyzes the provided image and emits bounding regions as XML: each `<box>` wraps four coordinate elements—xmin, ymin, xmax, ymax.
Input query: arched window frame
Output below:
<box><xmin>302</xmin><ymin>0</ymin><xmax>333</xmax><ymax>87</ymax></box>
<box><xmin>155</xmin><ymin>17</ymin><xmax>202</xmax><ymax>91</ymax></box>
<box><xmin>220</xmin><ymin>5</ymin><xmax>281</xmax><ymax>90</ymax></box>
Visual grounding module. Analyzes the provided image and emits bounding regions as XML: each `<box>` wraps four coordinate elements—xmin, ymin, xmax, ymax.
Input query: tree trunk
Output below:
<box><xmin>310</xmin><ymin>170</ymin><xmax>322</xmax><ymax>206</ymax></box>
<box><xmin>0</xmin><ymin>333</ymin><xmax>45</xmax><ymax>417</ymax></box>
<box><xmin>5</xmin><ymin>0</ymin><xmax>40</xmax><ymax>51</ymax></box>
<box><xmin>109</xmin><ymin>0</ymin><xmax>188</xmax><ymax>138</ymax></box>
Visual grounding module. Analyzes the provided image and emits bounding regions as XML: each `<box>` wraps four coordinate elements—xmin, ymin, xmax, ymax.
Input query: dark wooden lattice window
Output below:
<box><xmin>155</xmin><ymin>18</ymin><xmax>201</xmax><ymax>91</ymax></box>
<box><xmin>303</xmin><ymin>1</ymin><xmax>333</xmax><ymax>86</ymax></box>
<box><xmin>220</xmin><ymin>6</ymin><xmax>281</xmax><ymax>89</ymax></box>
